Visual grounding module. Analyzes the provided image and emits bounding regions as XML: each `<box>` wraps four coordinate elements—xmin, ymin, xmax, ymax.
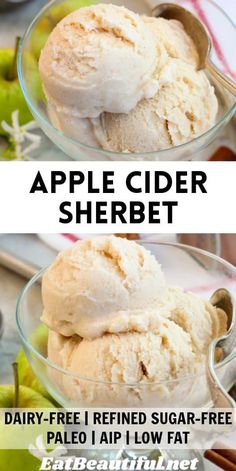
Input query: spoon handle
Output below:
<box><xmin>206</xmin><ymin>58</ymin><xmax>236</xmax><ymax>97</ymax></box>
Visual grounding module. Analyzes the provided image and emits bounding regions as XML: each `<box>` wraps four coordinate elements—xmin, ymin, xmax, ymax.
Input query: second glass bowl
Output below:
<box><xmin>18</xmin><ymin>0</ymin><xmax>236</xmax><ymax>161</ymax></box>
<box><xmin>16</xmin><ymin>242</ymin><xmax>236</xmax><ymax>408</ymax></box>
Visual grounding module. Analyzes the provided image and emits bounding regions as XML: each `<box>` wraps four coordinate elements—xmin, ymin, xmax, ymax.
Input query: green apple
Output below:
<box><xmin>0</xmin><ymin>449</ymin><xmax>41</xmax><ymax>471</ymax></box>
<box><xmin>0</xmin><ymin>362</ymin><xmax>55</xmax><ymax>409</ymax></box>
<box><xmin>16</xmin><ymin>324</ymin><xmax>53</xmax><ymax>401</ymax></box>
<box><xmin>31</xmin><ymin>0</ymin><xmax>96</xmax><ymax>61</ymax></box>
<box><xmin>21</xmin><ymin>50</ymin><xmax>45</xmax><ymax>105</ymax></box>
<box><xmin>16</xmin><ymin>324</ymin><xmax>59</xmax><ymax>406</ymax></box>
<box><xmin>0</xmin><ymin>383</ymin><xmax>54</xmax><ymax>408</ymax></box>
<box><xmin>16</xmin><ymin>323</ymin><xmax>48</xmax><ymax>398</ymax></box>
<box><xmin>0</xmin><ymin>363</ymin><xmax>56</xmax><ymax>471</ymax></box>
<box><xmin>0</xmin><ymin>40</ymin><xmax>32</xmax><ymax>136</ymax></box>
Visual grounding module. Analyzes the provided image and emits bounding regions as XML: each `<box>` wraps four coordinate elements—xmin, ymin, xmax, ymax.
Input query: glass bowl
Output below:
<box><xmin>17</xmin><ymin>0</ymin><xmax>236</xmax><ymax>161</ymax></box>
<box><xmin>16</xmin><ymin>242</ymin><xmax>236</xmax><ymax>409</ymax></box>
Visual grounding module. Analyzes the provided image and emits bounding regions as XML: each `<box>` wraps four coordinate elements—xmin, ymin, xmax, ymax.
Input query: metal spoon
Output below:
<box><xmin>208</xmin><ymin>289</ymin><xmax>236</xmax><ymax>408</ymax></box>
<box><xmin>152</xmin><ymin>3</ymin><xmax>236</xmax><ymax>96</ymax></box>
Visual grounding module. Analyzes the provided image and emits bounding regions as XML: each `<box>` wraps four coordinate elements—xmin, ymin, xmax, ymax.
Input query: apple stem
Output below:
<box><xmin>12</xmin><ymin>362</ymin><xmax>19</xmax><ymax>408</ymax></box>
<box><xmin>8</xmin><ymin>36</ymin><xmax>21</xmax><ymax>81</ymax></box>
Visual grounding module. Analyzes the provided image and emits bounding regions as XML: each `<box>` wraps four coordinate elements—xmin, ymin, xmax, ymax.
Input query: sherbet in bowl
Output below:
<box><xmin>41</xmin><ymin>236</ymin><xmax>166</xmax><ymax>338</ymax></box>
<box><xmin>18</xmin><ymin>0</ymin><xmax>236</xmax><ymax>160</ymax></box>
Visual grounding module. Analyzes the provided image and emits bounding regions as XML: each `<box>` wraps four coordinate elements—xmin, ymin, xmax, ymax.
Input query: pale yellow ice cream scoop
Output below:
<box><xmin>39</xmin><ymin>3</ymin><xmax>159</xmax><ymax>119</ymax></box>
<box><xmin>143</xmin><ymin>16</ymin><xmax>199</xmax><ymax>67</ymax></box>
<box><xmin>41</xmin><ymin>236</ymin><xmax>166</xmax><ymax>338</ymax></box>
<box><xmin>166</xmin><ymin>287</ymin><xmax>227</xmax><ymax>355</ymax></box>
<box><xmin>47</xmin><ymin>322</ymin><xmax>196</xmax><ymax>406</ymax></box>
<box><xmin>44</xmin><ymin>236</ymin><xmax>227</xmax><ymax>407</ymax></box>
<box><xmin>47</xmin><ymin>294</ymin><xmax>226</xmax><ymax>406</ymax></box>
<box><xmin>99</xmin><ymin>59</ymin><xmax>218</xmax><ymax>153</ymax></box>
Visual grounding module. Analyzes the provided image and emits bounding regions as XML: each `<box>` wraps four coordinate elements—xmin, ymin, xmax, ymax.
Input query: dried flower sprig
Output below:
<box><xmin>1</xmin><ymin>110</ymin><xmax>41</xmax><ymax>160</ymax></box>
<box><xmin>29</xmin><ymin>434</ymin><xmax>76</xmax><ymax>462</ymax></box>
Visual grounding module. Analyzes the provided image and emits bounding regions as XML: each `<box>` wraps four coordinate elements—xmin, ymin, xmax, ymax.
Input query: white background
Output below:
<box><xmin>0</xmin><ymin>162</ymin><xmax>235</xmax><ymax>233</ymax></box>
<box><xmin>216</xmin><ymin>0</ymin><xmax>236</xmax><ymax>22</ymax></box>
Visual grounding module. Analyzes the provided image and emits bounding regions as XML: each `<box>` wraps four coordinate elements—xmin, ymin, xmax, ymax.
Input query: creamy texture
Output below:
<box><xmin>39</xmin><ymin>4</ymin><xmax>218</xmax><ymax>152</ymax></box>
<box><xmin>47</xmin><ymin>104</ymin><xmax>101</xmax><ymax>148</ymax></box>
<box><xmin>100</xmin><ymin>59</ymin><xmax>218</xmax><ymax>153</ymax></box>
<box><xmin>39</xmin><ymin>4</ymin><xmax>159</xmax><ymax>119</ymax></box>
<box><xmin>143</xmin><ymin>17</ymin><xmax>199</xmax><ymax>68</ymax></box>
<box><xmin>48</xmin><ymin>325</ymin><xmax>196</xmax><ymax>406</ymax></box>
<box><xmin>47</xmin><ymin>286</ymin><xmax>226</xmax><ymax>406</ymax></box>
<box><xmin>42</xmin><ymin>236</ymin><xmax>166</xmax><ymax>338</ymax></box>
<box><xmin>43</xmin><ymin>236</ymin><xmax>227</xmax><ymax>406</ymax></box>
<box><xmin>166</xmin><ymin>287</ymin><xmax>227</xmax><ymax>355</ymax></box>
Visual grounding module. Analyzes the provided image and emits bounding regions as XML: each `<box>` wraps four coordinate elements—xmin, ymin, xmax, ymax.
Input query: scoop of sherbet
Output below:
<box><xmin>47</xmin><ymin>320</ymin><xmax>197</xmax><ymax>406</ymax></box>
<box><xmin>100</xmin><ymin>59</ymin><xmax>218</xmax><ymax>152</ymax></box>
<box><xmin>167</xmin><ymin>287</ymin><xmax>227</xmax><ymax>355</ymax></box>
<box><xmin>47</xmin><ymin>288</ymin><xmax>227</xmax><ymax>406</ymax></box>
<box><xmin>41</xmin><ymin>236</ymin><xmax>166</xmax><ymax>338</ymax></box>
<box><xmin>143</xmin><ymin>16</ymin><xmax>199</xmax><ymax>67</ymax></box>
<box><xmin>39</xmin><ymin>3</ymin><xmax>159</xmax><ymax>119</ymax></box>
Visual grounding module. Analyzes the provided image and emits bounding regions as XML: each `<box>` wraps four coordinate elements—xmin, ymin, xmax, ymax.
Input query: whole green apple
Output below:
<box><xmin>0</xmin><ymin>383</ymin><xmax>54</xmax><ymax>408</ymax></box>
<box><xmin>0</xmin><ymin>363</ymin><xmax>56</xmax><ymax>471</ymax></box>
<box><xmin>16</xmin><ymin>324</ymin><xmax>55</xmax><ymax>402</ymax></box>
<box><xmin>21</xmin><ymin>50</ymin><xmax>45</xmax><ymax>105</ymax></box>
<box><xmin>0</xmin><ymin>449</ymin><xmax>41</xmax><ymax>471</ymax></box>
<box><xmin>0</xmin><ymin>48</ymin><xmax>32</xmax><ymax>136</ymax></box>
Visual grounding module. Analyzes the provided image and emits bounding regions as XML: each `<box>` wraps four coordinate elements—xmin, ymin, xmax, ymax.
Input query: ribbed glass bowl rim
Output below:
<box><xmin>16</xmin><ymin>241</ymin><xmax>236</xmax><ymax>387</ymax></box>
<box><xmin>17</xmin><ymin>0</ymin><xmax>236</xmax><ymax>160</ymax></box>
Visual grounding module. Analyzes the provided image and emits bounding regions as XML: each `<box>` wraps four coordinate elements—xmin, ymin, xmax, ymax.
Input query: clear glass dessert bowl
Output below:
<box><xmin>17</xmin><ymin>0</ymin><xmax>236</xmax><ymax>161</ymax></box>
<box><xmin>16</xmin><ymin>242</ymin><xmax>236</xmax><ymax>409</ymax></box>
